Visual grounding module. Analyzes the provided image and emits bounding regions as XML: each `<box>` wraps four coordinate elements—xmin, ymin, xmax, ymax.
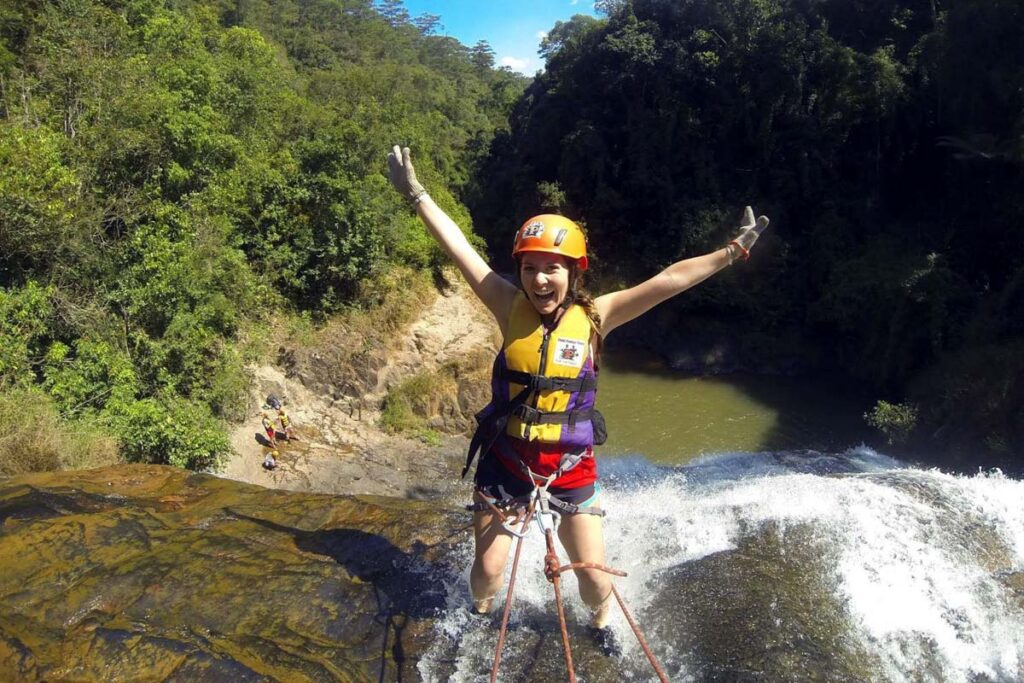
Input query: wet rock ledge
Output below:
<box><xmin>0</xmin><ymin>465</ymin><xmax>466</xmax><ymax>681</ymax></box>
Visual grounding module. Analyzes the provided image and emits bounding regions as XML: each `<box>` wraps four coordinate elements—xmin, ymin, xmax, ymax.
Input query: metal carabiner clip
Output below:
<box><xmin>536</xmin><ymin>507</ymin><xmax>561</xmax><ymax>535</ymax></box>
<box><xmin>501</xmin><ymin>512</ymin><xmax>532</xmax><ymax>539</ymax></box>
<box><xmin>532</xmin><ymin>486</ymin><xmax>561</xmax><ymax>534</ymax></box>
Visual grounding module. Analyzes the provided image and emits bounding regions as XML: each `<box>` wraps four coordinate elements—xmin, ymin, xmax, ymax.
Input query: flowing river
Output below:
<box><xmin>418</xmin><ymin>349</ymin><xmax>1024</xmax><ymax>682</ymax></box>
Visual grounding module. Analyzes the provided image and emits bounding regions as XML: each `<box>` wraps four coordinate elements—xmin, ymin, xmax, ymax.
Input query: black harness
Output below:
<box><xmin>461</xmin><ymin>369</ymin><xmax>599</xmax><ymax>479</ymax></box>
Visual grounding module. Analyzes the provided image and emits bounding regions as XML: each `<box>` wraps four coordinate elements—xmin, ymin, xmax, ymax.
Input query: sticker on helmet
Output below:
<box><xmin>554</xmin><ymin>228</ymin><xmax>567</xmax><ymax>246</ymax></box>
<box><xmin>553</xmin><ymin>338</ymin><xmax>586</xmax><ymax>368</ymax></box>
<box><xmin>522</xmin><ymin>221</ymin><xmax>545</xmax><ymax>239</ymax></box>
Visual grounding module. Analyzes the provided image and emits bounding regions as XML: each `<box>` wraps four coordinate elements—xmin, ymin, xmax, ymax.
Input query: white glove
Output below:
<box><xmin>729</xmin><ymin>206</ymin><xmax>770</xmax><ymax>261</ymax></box>
<box><xmin>387</xmin><ymin>145</ymin><xmax>427</xmax><ymax>203</ymax></box>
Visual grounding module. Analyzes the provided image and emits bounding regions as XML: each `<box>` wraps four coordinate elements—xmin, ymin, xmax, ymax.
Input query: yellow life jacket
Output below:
<box><xmin>502</xmin><ymin>293</ymin><xmax>597</xmax><ymax>444</ymax></box>
<box><xmin>462</xmin><ymin>292</ymin><xmax>604</xmax><ymax>479</ymax></box>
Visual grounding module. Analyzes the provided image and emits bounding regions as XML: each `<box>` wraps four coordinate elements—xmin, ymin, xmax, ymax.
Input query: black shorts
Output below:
<box><xmin>474</xmin><ymin>452</ymin><xmax>600</xmax><ymax>508</ymax></box>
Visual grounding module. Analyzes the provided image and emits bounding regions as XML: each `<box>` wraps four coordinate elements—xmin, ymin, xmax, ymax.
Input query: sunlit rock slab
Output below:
<box><xmin>0</xmin><ymin>465</ymin><xmax>467</xmax><ymax>681</ymax></box>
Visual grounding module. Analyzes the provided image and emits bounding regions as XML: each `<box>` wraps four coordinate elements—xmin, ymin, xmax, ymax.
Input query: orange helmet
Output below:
<box><xmin>512</xmin><ymin>215</ymin><xmax>588</xmax><ymax>271</ymax></box>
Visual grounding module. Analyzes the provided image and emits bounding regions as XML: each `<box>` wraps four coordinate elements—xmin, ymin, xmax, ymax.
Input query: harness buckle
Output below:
<box><xmin>514</xmin><ymin>404</ymin><xmax>543</xmax><ymax>424</ymax></box>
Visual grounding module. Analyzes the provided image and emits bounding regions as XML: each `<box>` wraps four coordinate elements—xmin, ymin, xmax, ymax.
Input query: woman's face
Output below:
<box><xmin>520</xmin><ymin>252</ymin><xmax>571</xmax><ymax>317</ymax></box>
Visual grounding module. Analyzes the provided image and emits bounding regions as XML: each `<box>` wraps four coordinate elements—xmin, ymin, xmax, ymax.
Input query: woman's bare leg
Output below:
<box><xmin>470</xmin><ymin>490</ymin><xmax>515</xmax><ymax>612</ymax></box>
<box><xmin>556</xmin><ymin>499</ymin><xmax>613</xmax><ymax>627</ymax></box>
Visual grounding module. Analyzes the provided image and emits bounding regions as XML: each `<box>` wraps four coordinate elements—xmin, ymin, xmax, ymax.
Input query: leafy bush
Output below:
<box><xmin>380</xmin><ymin>370</ymin><xmax>451</xmax><ymax>445</ymax></box>
<box><xmin>0</xmin><ymin>124</ymin><xmax>82</xmax><ymax>282</ymax></box>
<box><xmin>381</xmin><ymin>372</ymin><xmax>438</xmax><ymax>432</ymax></box>
<box><xmin>0</xmin><ymin>283</ymin><xmax>54</xmax><ymax>389</ymax></box>
<box><xmin>111</xmin><ymin>397</ymin><xmax>232</xmax><ymax>470</ymax></box>
<box><xmin>864</xmin><ymin>400</ymin><xmax>919</xmax><ymax>445</ymax></box>
<box><xmin>42</xmin><ymin>338</ymin><xmax>139</xmax><ymax>416</ymax></box>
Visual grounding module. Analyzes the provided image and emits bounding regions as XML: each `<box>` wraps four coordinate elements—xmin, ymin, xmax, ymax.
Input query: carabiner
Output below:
<box><xmin>501</xmin><ymin>514</ymin><xmax>532</xmax><ymax>539</ymax></box>
<box><xmin>532</xmin><ymin>486</ymin><xmax>561</xmax><ymax>534</ymax></box>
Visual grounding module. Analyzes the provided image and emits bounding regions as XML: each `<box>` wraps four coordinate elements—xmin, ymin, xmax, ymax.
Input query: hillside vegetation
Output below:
<box><xmin>1</xmin><ymin>0</ymin><xmax>1020</xmax><ymax>472</ymax></box>
<box><xmin>0</xmin><ymin>0</ymin><xmax>522</xmax><ymax>472</ymax></box>
<box><xmin>471</xmin><ymin>0</ymin><xmax>1023</xmax><ymax>463</ymax></box>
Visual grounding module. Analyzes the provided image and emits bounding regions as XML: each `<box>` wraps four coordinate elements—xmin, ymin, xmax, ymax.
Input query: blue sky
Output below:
<box><xmin>398</xmin><ymin>1</ymin><xmax>599</xmax><ymax>75</ymax></box>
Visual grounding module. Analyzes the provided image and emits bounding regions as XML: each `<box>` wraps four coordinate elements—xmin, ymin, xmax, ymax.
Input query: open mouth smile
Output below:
<box><xmin>533</xmin><ymin>291</ymin><xmax>556</xmax><ymax>305</ymax></box>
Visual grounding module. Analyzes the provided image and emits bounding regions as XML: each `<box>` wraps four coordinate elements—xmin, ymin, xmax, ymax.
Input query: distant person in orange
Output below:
<box><xmin>260</xmin><ymin>410</ymin><xmax>278</xmax><ymax>449</ymax></box>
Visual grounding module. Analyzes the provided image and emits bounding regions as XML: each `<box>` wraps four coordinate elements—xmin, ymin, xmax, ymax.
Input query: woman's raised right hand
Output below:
<box><xmin>387</xmin><ymin>145</ymin><xmax>426</xmax><ymax>202</ymax></box>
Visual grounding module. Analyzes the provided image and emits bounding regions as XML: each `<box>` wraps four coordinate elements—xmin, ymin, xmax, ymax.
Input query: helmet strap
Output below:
<box><xmin>559</xmin><ymin>266</ymin><xmax>579</xmax><ymax>311</ymax></box>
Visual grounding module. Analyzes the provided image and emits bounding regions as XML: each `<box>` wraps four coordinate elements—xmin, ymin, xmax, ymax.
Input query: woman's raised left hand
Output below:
<box><xmin>729</xmin><ymin>206</ymin><xmax>770</xmax><ymax>260</ymax></box>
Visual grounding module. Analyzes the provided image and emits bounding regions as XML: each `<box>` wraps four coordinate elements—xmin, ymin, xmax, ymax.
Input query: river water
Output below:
<box><xmin>419</xmin><ymin>350</ymin><xmax>1024</xmax><ymax>682</ymax></box>
<box><xmin>597</xmin><ymin>348</ymin><xmax>874</xmax><ymax>463</ymax></box>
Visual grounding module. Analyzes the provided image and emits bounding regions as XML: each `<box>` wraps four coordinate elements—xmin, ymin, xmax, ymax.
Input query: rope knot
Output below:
<box><xmin>544</xmin><ymin>551</ymin><xmax>561</xmax><ymax>582</ymax></box>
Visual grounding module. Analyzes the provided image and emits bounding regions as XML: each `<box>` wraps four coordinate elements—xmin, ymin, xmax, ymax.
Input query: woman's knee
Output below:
<box><xmin>566</xmin><ymin>561</ymin><xmax>607</xmax><ymax>596</ymax></box>
<box><xmin>473</xmin><ymin>528</ymin><xmax>513</xmax><ymax>580</ymax></box>
<box><xmin>575</xmin><ymin>566</ymin><xmax>611</xmax><ymax>590</ymax></box>
<box><xmin>473</xmin><ymin>550</ymin><xmax>509</xmax><ymax>580</ymax></box>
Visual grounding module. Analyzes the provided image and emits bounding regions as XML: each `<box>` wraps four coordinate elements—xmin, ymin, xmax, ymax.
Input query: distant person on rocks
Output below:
<box><xmin>263</xmin><ymin>449</ymin><xmax>278</xmax><ymax>470</ymax></box>
<box><xmin>260</xmin><ymin>410</ymin><xmax>278</xmax><ymax>449</ymax></box>
<box><xmin>277</xmin><ymin>406</ymin><xmax>294</xmax><ymax>441</ymax></box>
<box><xmin>387</xmin><ymin>145</ymin><xmax>769</xmax><ymax>638</ymax></box>
<box><xmin>266</xmin><ymin>395</ymin><xmax>295</xmax><ymax>441</ymax></box>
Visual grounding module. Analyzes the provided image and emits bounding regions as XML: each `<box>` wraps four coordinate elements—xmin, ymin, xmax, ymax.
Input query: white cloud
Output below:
<box><xmin>500</xmin><ymin>55</ymin><xmax>534</xmax><ymax>75</ymax></box>
<box><xmin>536</xmin><ymin>30</ymin><xmax>548</xmax><ymax>40</ymax></box>
<box><xmin>570</xmin><ymin>0</ymin><xmax>580</xmax><ymax>4</ymax></box>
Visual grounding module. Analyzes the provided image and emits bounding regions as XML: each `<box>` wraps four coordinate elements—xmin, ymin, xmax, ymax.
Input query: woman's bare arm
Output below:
<box><xmin>388</xmin><ymin>146</ymin><xmax>516</xmax><ymax>327</ymax></box>
<box><xmin>595</xmin><ymin>207</ymin><xmax>769</xmax><ymax>336</ymax></box>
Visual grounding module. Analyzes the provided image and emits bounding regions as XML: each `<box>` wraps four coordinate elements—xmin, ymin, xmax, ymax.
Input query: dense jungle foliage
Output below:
<box><xmin>0</xmin><ymin>0</ymin><xmax>523</xmax><ymax>471</ymax></box>
<box><xmin>1</xmin><ymin>0</ymin><xmax>1020</xmax><ymax>471</ymax></box>
<box><xmin>471</xmin><ymin>0</ymin><xmax>1024</xmax><ymax>463</ymax></box>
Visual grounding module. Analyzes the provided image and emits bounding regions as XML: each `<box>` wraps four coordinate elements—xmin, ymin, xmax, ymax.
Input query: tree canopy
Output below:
<box><xmin>0</xmin><ymin>0</ymin><xmax>525</xmax><ymax>469</ymax></box>
<box><xmin>470</xmin><ymin>0</ymin><xmax>1023</xmax><ymax>459</ymax></box>
<box><xmin>1</xmin><ymin>0</ymin><xmax>1020</xmax><ymax>467</ymax></box>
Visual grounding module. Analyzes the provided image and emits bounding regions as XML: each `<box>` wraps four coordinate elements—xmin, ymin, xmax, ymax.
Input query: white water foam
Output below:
<box><xmin>419</xmin><ymin>448</ymin><xmax>1024</xmax><ymax>682</ymax></box>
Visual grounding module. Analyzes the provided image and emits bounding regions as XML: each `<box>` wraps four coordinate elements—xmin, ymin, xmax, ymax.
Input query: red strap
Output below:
<box><xmin>729</xmin><ymin>239</ymin><xmax>750</xmax><ymax>262</ymax></box>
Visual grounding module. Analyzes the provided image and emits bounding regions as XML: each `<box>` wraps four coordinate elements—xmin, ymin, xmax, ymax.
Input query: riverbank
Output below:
<box><xmin>216</xmin><ymin>275</ymin><xmax>1018</xmax><ymax>499</ymax></box>
<box><xmin>218</xmin><ymin>276</ymin><xmax>497</xmax><ymax>499</ymax></box>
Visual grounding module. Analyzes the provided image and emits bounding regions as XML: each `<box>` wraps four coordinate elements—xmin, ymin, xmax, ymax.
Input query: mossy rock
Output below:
<box><xmin>0</xmin><ymin>465</ymin><xmax>466</xmax><ymax>681</ymax></box>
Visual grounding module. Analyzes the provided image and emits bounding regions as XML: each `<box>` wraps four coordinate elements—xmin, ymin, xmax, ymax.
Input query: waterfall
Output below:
<box><xmin>419</xmin><ymin>447</ymin><xmax>1024</xmax><ymax>682</ymax></box>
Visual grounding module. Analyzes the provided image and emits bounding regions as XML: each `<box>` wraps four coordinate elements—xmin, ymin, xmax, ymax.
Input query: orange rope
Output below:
<box><xmin>489</xmin><ymin>504</ymin><xmax>533</xmax><ymax>683</ymax></box>
<box><xmin>545</xmin><ymin>529</ymin><xmax>577</xmax><ymax>682</ymax></box>
<box><xmin>555</xmin><ymin>561</ymin><xmax>628</xmax><ymax>577</ymax></box>
<box><xmin>482</xmin><ymin>493</ymin><xmax>668</xmax><ymax>682</ymax></box>
<box><xmin>611</xmin><ymin>584</ymin><xmax>669</xmax><ymax>682</ymax></box>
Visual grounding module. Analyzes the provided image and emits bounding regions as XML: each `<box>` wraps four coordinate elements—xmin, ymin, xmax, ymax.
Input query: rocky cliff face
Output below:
<box><xmin>0</xmin><ymin>465</ymin><xmax>466</xmax><ymax>681</ymax></box>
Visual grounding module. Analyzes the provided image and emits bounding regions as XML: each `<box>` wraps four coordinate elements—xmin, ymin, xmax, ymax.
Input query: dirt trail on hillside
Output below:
<box><xmin>219</xmin><ymin>277</ymin><xmax>498</xmax><ymax>499</ymax></box>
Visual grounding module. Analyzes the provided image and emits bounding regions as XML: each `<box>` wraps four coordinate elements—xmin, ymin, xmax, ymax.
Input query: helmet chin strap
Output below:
<box><xmin>559</xmin><ymin>264</ymin><xmax>579</xmax><ymax>310</ymax></box>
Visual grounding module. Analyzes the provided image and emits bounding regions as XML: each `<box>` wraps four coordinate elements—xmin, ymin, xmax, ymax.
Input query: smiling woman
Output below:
<box><xmin>385</xmin><ymin>144</ymin><xmax>769</xmax><ymax>649</ymax></box>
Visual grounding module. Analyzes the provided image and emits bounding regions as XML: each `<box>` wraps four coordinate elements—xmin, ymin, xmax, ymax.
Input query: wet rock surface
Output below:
<box><xmin>4</xmin><ymin>462</ymin><xmax>1020</xmax><ymax>681</ymax></box>
<box><xmin>0</xmin><ymin>465</ymin><xmax>630</xmax><ymax>682</ymax></box>
<box><xmin>652</xmin><ymin>520</ymin><xmax>882</xmax><ymax>681</ymax></box>
<box><xmin>0</xmin><ymin>465</ymin><xmax>468</xmax><ymax>681</ymax></box>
